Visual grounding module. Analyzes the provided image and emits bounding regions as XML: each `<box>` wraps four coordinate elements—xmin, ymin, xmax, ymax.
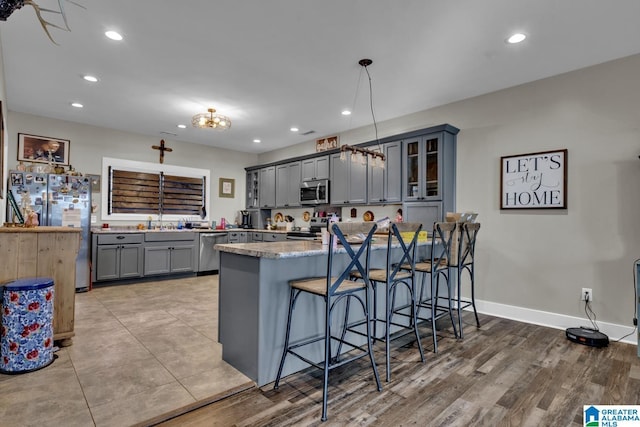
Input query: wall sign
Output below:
<box><xmin>316</xmin><ymin>136</ymin><xmax>338</xmax><ymax>152</ymax></box>
<box><xmin>500</xmin><ymin>149</ymin><xmax>567</xmax><ymax>209</ymax></box>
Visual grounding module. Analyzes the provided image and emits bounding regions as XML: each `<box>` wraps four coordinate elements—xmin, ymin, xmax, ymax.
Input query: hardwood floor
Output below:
<box><xmin>152</xmin><ymin>313</ymin><xmax>640</xmax><ymax>426</ymax></box>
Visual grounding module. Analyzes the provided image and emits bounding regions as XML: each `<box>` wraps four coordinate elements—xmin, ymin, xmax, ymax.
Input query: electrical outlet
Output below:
<box><xmin>581</xmin><ymin>288</ymin><xmax>593</xmax><ymax>302</ymax></box>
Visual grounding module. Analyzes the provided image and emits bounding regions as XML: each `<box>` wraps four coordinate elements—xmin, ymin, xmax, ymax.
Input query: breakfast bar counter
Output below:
<box><xmin>216</xmin><ymin>239</ymin><xmax>430</xmax><ymax>386</ymax></box>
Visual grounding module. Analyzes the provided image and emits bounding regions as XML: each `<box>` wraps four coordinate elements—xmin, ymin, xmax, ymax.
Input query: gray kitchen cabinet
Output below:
<box><xmin>403</xmin><ymin>133</ymin><xmax>446</xmax><ymax>201</ymax></box>
<box><xmin>93</xmin><ymin>233</ymin><xmax>144</xmax><ymax>282</ymax></box>
<box><xmin>143</xmin><ymin>232</ymin><xmax>197</xmax><ymax>276</ymax></box>
<box><xmin>228</xmin><ymin>231</ymin><xmax>248</xmax><ymax>243</ymax></box>
<box><xmin>259</xmin><ymin>166</ymin><xmax>276</xmax><ymax>208</ymax></box>
<box><xmin>275</xmin><ymin>161</ymin><xmax>301</xmax><ymax>208</ymax></box>
<box><xmin>402</xmin><ymin>126</ymin><xmax>458</xmax><ymax>223</ymax></box>
<box><xmin>251</xmin><ymin>232</ymin><xmax>263</xmax><ymax>242</ymax></box>
<box><xmin>246</xmin><ymin>169</ymin><xmax>260</xmax><ymax>208</ymax></box>
<box><xmin>262</xmin><ymin>232</ymin><xmax>286</xmax><ymax>242</ymax></box>
<box><xmin>330</xmin><ymin>153</ymin><xmax>367</xmax><ymax>205</ymax></box>
<box><xmin>368</xmin><ymin>140</ymin><xmax>402</xmax><ymax>204</ymax></box>
<box><xmin>402</xmin><ymin>202</ymin><xmax>443</xmax><ymax>232</ymax></box>
<box><xmin>301</xmin><ymin>156</ymin><xmax>329</xmax><ymax>181</ymax></box>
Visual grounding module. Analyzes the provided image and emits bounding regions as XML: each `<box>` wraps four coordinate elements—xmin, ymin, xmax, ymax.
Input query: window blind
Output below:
<box><xmin>109</xmin><ymin>168</ymin><xmax>205</xmax><ymax>216</ymax></box>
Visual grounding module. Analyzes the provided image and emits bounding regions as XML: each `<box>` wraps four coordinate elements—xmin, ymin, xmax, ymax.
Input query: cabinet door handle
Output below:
<box><xmin>117</xmin><ymin>235</ymin><xmax>125</xmax><ymax>239</ymax></box>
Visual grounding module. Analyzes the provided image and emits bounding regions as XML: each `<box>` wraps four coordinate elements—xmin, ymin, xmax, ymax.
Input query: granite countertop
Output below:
<box><xmin>91</xmin><ymin>227</ymin><xmax>290</xmax><ymax>234</ymax></box>
<box><xmin>215</xmin><ymin>239</ymin><xmax>431</xmax><ymax>260</ymax></box>
<box><xmin>0</xmin><ymin>226</ymin><xmax>82</xmax><ymax>233</ymax></box>
<box><xmin>92</xmin><ymin>228</ymin><xmax>222</xmax><ymax>234</ymax></box>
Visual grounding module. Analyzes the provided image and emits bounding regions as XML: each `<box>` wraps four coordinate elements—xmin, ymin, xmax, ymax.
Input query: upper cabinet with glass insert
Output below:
<box><xmin>402</xmin><ymin>131</ymin><xmax>455</xmax><ymax>201</ymax></box>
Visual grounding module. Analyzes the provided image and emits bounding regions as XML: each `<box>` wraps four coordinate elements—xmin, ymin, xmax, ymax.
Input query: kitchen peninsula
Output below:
<box><xmin>216</xmin><ymin>238</ymin><xmax>430</xmax><ymax>386</ymax></box>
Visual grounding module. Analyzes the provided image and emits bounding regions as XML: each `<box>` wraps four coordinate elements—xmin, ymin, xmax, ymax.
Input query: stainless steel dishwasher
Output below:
<box><xmin>198</xmin><ymin>232</ymin><xmax>228</xmax><ymax>274</ymax></box>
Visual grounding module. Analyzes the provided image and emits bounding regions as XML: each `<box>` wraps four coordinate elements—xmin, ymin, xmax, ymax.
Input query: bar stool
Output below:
<box><xmin>453</xmin><ymin>222</ymin><xmax>481</xmax><ymax>338</ymax></box>
<box><xmin>412</xmin><ymin>221</ymin><xmax>458</xmax><ymax>353</ymax></box>
<box><xmin>273</xmin><ymin>222</ymin><xmax>381</xmax><ymax>422</ymax></box>
<box><xmin>349</xmin><ymin>222</ymin><xmax>424</xmax><ymax>382</ymax></box>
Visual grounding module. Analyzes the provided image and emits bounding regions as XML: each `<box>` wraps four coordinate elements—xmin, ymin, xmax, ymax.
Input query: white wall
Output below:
<box><xmin>0</xmin><ymin>36</ymin><xmax>7</xmax><ymax>223</ymax></box>
<box><xmin>6</xmin><ymin>112</ymin><xmax>258</xmax><ymax>226</ymax></box>
<box><xmin>260</xmin><ymin>54</ymin><xmax>640</xmax><ymax>336</ymax></box>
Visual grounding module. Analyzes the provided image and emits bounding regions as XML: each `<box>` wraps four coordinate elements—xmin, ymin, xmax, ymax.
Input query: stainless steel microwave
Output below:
<box><xmin>300</xmin><ymin>179</ymin><xmax>329</xmax><ymax>205</ymax></box>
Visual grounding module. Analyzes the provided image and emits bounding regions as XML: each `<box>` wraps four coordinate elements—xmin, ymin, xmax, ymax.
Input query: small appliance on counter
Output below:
<box><xmin>240</xmin><ymin>210</ymin><xmax>253</xmax><ymax>229</ymax></box>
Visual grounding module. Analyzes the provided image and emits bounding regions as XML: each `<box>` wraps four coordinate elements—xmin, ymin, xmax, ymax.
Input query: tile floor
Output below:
<box><xmin>0</xmin><ymin>275</ymin><xmax>253</xmax><ymax>427</ymax></box>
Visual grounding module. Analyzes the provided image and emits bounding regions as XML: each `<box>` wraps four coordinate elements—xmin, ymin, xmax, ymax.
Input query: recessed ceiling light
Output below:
<box><xmin>177</xmin><ymin>124</ymin><xmax>186</xmax><ymax>129</ymax></box>
<box><xmin>105</xmin><ymin>30</ymin><xmax>123</xmax><ymax>41</ymax></box>
<box><xmin>341</xmin><ymin>110</ymin><xmax>351</xmax><ymax>116</ymax></box>
<box><xmin>290</xmin><ymin>127</ymin><xmax>299</xmax><ymax>132</ymax></box>
<box><xmin>71</xmin><ymin>102</ymin><xmax>83</xmax><ymax>108</ymax></box>
<box><xmin>83</xmin><ymin>75</ymin><xmax>98</xmax><ymax>83</ymax></box>
<box><xmin>253</xmin><ymin>139</ymin><xmax>261</xmax><ymax>143</ymax></box>
<box><xmin>506</xmin><ymin>33</ymin><xmax>526</xmax><ymax>44</ymax></box>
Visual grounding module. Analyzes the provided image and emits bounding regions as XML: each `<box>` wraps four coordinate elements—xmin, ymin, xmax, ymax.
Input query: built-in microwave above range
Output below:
<box><xmin>300</xmin><ymin>179</ymin><xmax>329</xmax><ymax>205</ymax></box>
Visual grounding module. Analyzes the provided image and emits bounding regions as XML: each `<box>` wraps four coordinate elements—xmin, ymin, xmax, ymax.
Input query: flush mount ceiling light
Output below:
<box><xmin>507</xmin><ymin>33</ymin><xmax>527</xmax><ymax>44</ymax></box>
<box><xmin>191</xmin><ymin>107</ymin><xmax>231</xmax><ymax>130</ymax></box>
<box><xmin>83</xmin><ymin>75</ymin><xmax>98</xmax><ymax>82</ymax></box>
<box><xmin>105</xmin><ymin>30</ymin><xmax>123</xmax><ymax>41</ymax></box>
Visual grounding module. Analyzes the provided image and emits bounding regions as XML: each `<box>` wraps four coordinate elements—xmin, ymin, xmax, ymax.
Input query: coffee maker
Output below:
<box><xmin>240</xmin><ymin>210</ymin><xmax>252</xmax><ymax>229</ymax></box>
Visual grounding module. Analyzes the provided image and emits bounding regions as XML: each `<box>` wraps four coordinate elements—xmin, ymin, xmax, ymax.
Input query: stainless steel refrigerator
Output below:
<box><xmin>7</xmin><ymin>171</ymin><xmax>92</xmax><ymax>291</ymax></box>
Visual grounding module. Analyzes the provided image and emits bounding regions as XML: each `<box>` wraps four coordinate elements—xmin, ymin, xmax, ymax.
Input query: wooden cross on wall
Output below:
<box><xmin>152</xmin><ymin>139</ymin><xmax>173</xmax><ymax>164</ymax></box>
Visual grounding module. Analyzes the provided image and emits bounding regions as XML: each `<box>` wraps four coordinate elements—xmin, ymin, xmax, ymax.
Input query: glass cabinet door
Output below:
<box><xmin>424</xmin><ymin>137</ymin><xmax>440</xmax><ymax>199</ymax></box>
<box><xmin>404</xmin><ymin>138</ymin><xmax>421</xmax><ymax>200</ymax></box>
<box><xmin>246</xmin><ymin>170</ymin><xmax>260</xmax><ymax>208</ymax></box>
<box><xmin>403</xmin><ymin>134</ymin><xmax>442</xmax><ymax>201</ymax></box>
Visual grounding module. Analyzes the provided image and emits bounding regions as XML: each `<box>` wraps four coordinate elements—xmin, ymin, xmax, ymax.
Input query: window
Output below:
<box><xmin>101</xmin><ymin>157</ymin><xmax>210</xmax><ymax>221</ymax></box>
<box><xmin>109</xmin><ymin>169</ymin><xmax>205</xmax><ymax>216</ymax></box>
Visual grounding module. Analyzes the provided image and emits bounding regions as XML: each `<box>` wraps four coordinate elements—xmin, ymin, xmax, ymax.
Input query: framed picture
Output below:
<box><xmin>18</xmin><ymin>133</ymin><xmax>70</xmax><ymax>165</ymax></box>
<box><xmin>500</xmin><ymin>149</ymin><xmax>567</xmax><ymax>209</ymax></box>
<box><xmin>219</xmin><ymin>177</ymin><xmax>235</xmax><ymax>198</ymax></box>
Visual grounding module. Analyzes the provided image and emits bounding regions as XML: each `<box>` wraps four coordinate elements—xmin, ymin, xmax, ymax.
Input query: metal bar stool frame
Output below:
<box><xmin>273</xmin><ymin>222</ymin><xmax>382</xmax><ymax>422</ymax></box>
<box><xmin>413</xmin><ymin>221</ymin><xmax>458</xmax><ymax>353</ymax></box>
<box><xmin>349</xmin><ymin>222</ymin><xmax>425</xmax><ymax>382</ymax></box>
<box><xmin>453</xmin><ymin>222</ymin><xmax>481</xmax><ymax>338</ymax></box>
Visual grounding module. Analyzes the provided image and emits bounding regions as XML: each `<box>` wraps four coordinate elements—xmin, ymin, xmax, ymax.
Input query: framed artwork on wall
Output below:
<box><xmin>500</xmin><ymin>149</ymin><xmax>567</xmax><ymax>209</ymax></box>
<box><xmin>219</xmin><ymin>177</ymin><xmax>235</xmax><ymax>198</ymax></box>
<box><xmin>17</xmin><ymin>133</ymin><xmax>70</xmax><ymax>165</ymax></box>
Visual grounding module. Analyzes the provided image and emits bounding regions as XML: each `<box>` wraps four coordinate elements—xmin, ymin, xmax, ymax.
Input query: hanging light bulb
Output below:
<box><xmin>340</xmin><ymin>150</ymin><xmax>346</xmax><ymax>161</ymax></box>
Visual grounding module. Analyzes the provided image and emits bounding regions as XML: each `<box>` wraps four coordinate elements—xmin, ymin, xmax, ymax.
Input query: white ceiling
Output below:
<box><xmin>2</xmin><ymin>0</ymin><xmax>640</xmax><ymax>154</ymax></box>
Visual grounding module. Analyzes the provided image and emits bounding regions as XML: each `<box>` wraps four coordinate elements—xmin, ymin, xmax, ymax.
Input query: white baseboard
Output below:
<box><xmin>472</xmin><ymin>299</ymin><xmax>638</xmax><ymax>346</ymax></box>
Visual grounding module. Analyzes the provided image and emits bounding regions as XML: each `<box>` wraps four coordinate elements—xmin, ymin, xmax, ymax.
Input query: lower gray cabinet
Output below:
<box><xmin>228</xmin><ymin>231</ymin><xmax>248</xmax><ymax>243</ymax></box>
<box><xmin>262</xmin><ymin>232</ymin><xmax>286</xmax><ymax>242</ymax></box>
<box><xmin>143</xmin><ymin>232</ymin><xmax>197</xmax><ymax>276</ymax></box>
<box><xmin>93</xmin><ymin>233</ymin><xmax>144</xmax><ymax>282</ymax></box>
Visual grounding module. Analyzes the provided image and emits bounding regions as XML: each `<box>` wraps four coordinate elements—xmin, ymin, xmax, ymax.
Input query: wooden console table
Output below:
<box><xmin>0</xmin><ymin>227</ymin><xmax>81</xmax><ymax>346</ymax></box>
